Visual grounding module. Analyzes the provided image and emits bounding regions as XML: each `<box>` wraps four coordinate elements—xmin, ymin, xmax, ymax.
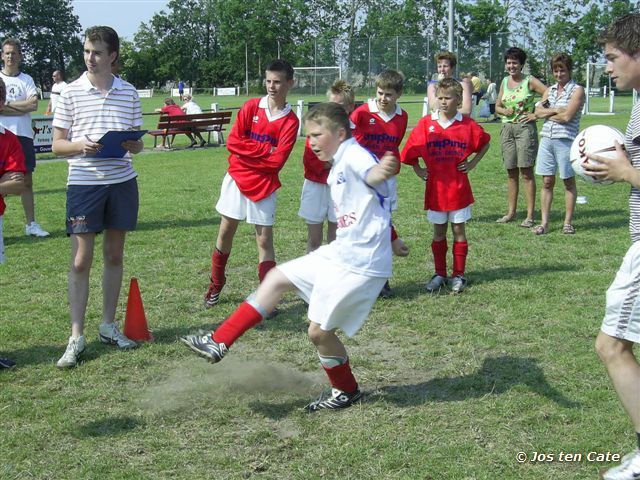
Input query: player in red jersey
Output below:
<box><xmin>401</xmin><ymin>78</ymin><xmax>490</xmax><ymax>294</ymax></box>
<box><xmin>299</xmin><ymin>80</ymin><xmax>355</xmax><ymax>252</ymax></box>
<box><xmin>351</xmin><ymin>69</ymin><xmax>409</xmax><ymax>297</ymax></box>
<box><xmin>204</xmin><ymin>59</ymin><xmax>299</xmax><ymax>308</ymax></box>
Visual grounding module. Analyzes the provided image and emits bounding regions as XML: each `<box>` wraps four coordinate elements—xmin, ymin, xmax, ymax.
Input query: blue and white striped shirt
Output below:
<box><xmin>540</xmin><ymin>80</ymin><xmax>582</xmax><ymax>140</ymax></box>
<box><xmin>53</xmin><ymin>72</ymin><xmax>143</xmax><ymax>186</ymax></box>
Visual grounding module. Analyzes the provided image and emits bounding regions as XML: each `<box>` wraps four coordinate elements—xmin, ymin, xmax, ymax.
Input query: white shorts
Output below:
<box><xmin>0</xmin><ymin>215</ymin><xmax>4</xmax><ymax>264</ymax></box>
<box><xmin>277</xmin><ymin>246</ymin><xmax>386</xmax><ymax>337</ymax></box>
<box><xmin>427</xmin><ymin>206</ymin><xmax>472</xmax><ymax>224</ymax></box>
<box><xmin>602</xmin><ymin>241</ymin><xmax>640</xmax><ymax>343</ymax></box>
<box><xmin>215</xmin><ymin>173</ymin><xmax>276</xmax><ymax>226</ymax></box>
<box><xmin>298</xmin><ymin>179</ymin><xmax>336</xmax><ymax>224</ymax></box>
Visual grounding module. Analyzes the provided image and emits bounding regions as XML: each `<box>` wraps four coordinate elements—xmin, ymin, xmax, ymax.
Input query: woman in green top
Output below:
<box><xmin>495</xmin><ymin>47</ymin><xmax>546</xmax><ymax>227</ymax></box>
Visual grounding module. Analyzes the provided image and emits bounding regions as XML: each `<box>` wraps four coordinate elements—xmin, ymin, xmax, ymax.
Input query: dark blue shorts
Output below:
<box><xmin>66</xmin><ymin>178</ymin><xmax>139</xmax><ymax>234</ymax></box>
<box><xmin>17</xmin><ymin>136</ymin><xmax>36</xmax><ymax>172</ymax></box>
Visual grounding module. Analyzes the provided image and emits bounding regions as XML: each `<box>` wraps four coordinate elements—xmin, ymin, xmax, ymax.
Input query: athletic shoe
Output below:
<box><xmin>56</xmin><ymin>336</ymin><xmax>86</xmax><ymax>369</ymax></box>
<box><xmin>450</xmin><ymin>275</ymin><xmax>467</xmax><ymax>294</ymax></box>
<box><xmin>601</xmin><ymin>449</ymin><xmax>640</xmax><ymax>479</ymax></box>
<box><xmin>425</xmin><ymin>274</ymin><xmax>447</xmax><ymax>293</ymax></box>
<box><xmin>98</xmin><ymin>322</ymin><xmax>137</xmax><ymax>349</ymax></box>
<box><xmin>180</xmin><ymin>333</ymin><xmax>228</xmax><ymax>363</ymax></box>
<box><xmin>0</xmin><ymin>358</ymin><xmax>16</xmax><ymax>369</ymax></box>
<box><xmin>25</xmin><ymin>222</ymin><xmax>49</xmax><ymax>237</ymax></box>
<box><xmin>378</xmin><ymin>280</ymin><xmax>393</xmax><ymax>299</ymax></box>
<box><xmin>305</xmin><ymin>387</ymin><xmax>362</xmax><ymax>412</ymax></box>
<box><xmin>204</xmin><ymin>280</ymin><xmax>223</xmax><ymax>308</ymax></box>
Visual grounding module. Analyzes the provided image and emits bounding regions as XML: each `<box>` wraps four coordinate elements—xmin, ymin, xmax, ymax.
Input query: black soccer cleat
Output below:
<box><xmin>180</xmin><ymin>333</ymin><xmax>228</xmax><ymax>363</ymax></box>
<box><xmin>305</xmin><ymin>387</ymin><xmax>362</xmax><ymax>412</ymax></box>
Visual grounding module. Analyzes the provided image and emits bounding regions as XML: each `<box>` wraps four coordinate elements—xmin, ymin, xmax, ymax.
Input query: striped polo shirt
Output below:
<box><xmin>540</xmin><ymin>80</ymin><xmax>582</xmax><ymax>140</ymax></box>
<box><xmin>627</xmin><ymin>101</ymin><xmax>640</xmax><ymax>243</ymax></box>
<box><xmin>53</xmin><ymin>72</ymin><xmax>143</xmax><ymax>185</ymax></box>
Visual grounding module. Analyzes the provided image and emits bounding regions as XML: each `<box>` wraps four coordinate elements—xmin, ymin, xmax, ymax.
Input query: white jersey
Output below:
<box><xmin>50</xmin><ymin>81</ymin><xmax>67</xmax><ymax>113</ymax></box>
<box><xmin>183</xmin><ymin>101</ymin><xmax>202</xmax><ymax>115</ymax></box>
<box><xmin>0</xmin><ymin>71</ymin><xmax>37</xmax><ymax>138</ymax></box>
<box><xmin>321</xmin><ymin>137</ymin><xmax>392</xmax><ymax>277</ymax></box>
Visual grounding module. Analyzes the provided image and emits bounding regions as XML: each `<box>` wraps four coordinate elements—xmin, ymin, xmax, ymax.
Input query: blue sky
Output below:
<box><xmin>72</xmin><ymin>0</ymin><xmax>169</xmax><ymax>40</ymax></box>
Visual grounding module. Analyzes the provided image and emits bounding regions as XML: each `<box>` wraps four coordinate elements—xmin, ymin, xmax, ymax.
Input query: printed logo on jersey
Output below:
<box><xmin>336</xmin><ymin>171</ymin><xmax>346</xmax><ymax>185</ymax></box>
<box><xmin>369</xmin><ymin>118</ymin><xmax>376</xmax><ymax>124</ymax></box>
<box><xmin>244</xmin><ymin>129</ymin><xmax>278</xmax><ymax>146</ymax></box>
<box><xmin>429</xmin><ymin>125</ymin><xmax>435</xmax><ymax>133</ymax></box>
<box><xmin>336</xmin><ymin>212</ymin><xmax>357</xmax><ymax>229</ymax></box>
<box><xmin>364</xmin><ymin>132</ymin><xmax>399</xmax><ymax>145</ymax></box>
<box><xmin>252</xmin><ymin>115</ymin><xmax>260</xmax><ymax>123</ymax></box>
<box><xmin>426</xmin><ymin>134</ymin><xmax>468</xmax><ymax>163</ymax></box>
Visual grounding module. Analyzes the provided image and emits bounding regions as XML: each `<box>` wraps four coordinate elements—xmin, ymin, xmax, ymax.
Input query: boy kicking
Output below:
<box><xmin>204</xmin><ymin>60</ymin><xmax>299</xmax><ymax>308</ymax></box>
<box><xmin>182</xmin><ymin>102</ymin><xmax>396</xmax><ymax>411</ymax></box>
<box><xmin>351</xmin><ymin>69</ymin><xmax>409</xmax><ymax>297</ymax></box>
<box><xmin>401</xmin><ymin>78</ymin><xmax>490</xmax><ymax>294</ymax></box>
<box><xmin>585</xmin><ymin>14</ymin><xmax>640</xmax><ymax>480</ymax></box>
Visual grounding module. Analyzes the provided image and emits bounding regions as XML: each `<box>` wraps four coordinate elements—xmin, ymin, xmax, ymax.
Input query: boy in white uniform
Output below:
<box><xmin>182</xmin><ymin>102</ymin><xmax>396</xmax><ymax>411</ymax></box>
<box><xmin>584</xmin><ymin>13</ymin><xmax>640</xmax><ymax>480</ymax></box>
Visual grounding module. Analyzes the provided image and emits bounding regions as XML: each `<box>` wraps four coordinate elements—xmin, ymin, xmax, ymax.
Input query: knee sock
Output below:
<box><xmin>431</xmin><ymin>239</ymin><xmax>448</xmax><ymax>277</ymax></box>
<box><xmin>452</xmin><ymin>241</ymin><xmax>468</xmax><ymax>277</ymax></box>
<box><xmin>258</xmin><ymin>260</ymin><xmax>276</xmax><ymax>283</ymax></box>
<box><xmin>212</xmin><ymin>301</ymin><xmax>263</xmax><ymax>347</ymax></box>
<box><xmin>320</xmin><ymin>356</ymin><xmax>358</xmax><ymax>393</ymax></box>
<box><xmin>210</xmin><ymin>248</ymin><xmax>230</xmax><ymax>289</ymax></box>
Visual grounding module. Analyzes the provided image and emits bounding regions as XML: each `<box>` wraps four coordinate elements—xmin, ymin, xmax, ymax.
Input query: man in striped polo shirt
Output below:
<box><xmin>52</xmin><ymin>26</ymin><xmax>144</xmax><ymax>369</ymax></box>
<box><xmin>585</xmin><ymin>14</ymin><xmax>640</xmax><ymax>480</ymax></box>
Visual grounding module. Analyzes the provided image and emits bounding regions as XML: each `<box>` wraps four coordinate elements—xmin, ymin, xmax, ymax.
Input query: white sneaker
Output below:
<box><xmin>602</xmin><ymin>449</ymin><xmax>640</xmax><ymax>479</ymax></box>
<box><xmin>25</xmin><ymin>222</ymin><xmax>49</xmax><ymax>237</ymax></box>
<box><xmin>425</xmin><ymin>274</ymin><xmax>447</xmax><ymax>293</ymax></box>
<box><xmin>56</xmin><ymin>336</ymin><xmax>86</xmax><ymax>368</ymax></box>
<box><xmin>99</xmin><ymin>322</ymin><xmax>137</xmax><ymax>349</ymax></box>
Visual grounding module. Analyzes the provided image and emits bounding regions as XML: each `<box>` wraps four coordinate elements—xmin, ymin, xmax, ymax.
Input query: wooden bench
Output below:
<box><xmin>148</xmin><ymin>111</ymin><xmax>232</xmax><ymax>148</ymax></box>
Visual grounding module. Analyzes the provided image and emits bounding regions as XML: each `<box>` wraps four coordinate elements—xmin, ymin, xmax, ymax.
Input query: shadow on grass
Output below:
<box><xmin>372</xmin><ymin>355</ymin><xmax>578</xmax><ymax>408</ymax></box>
<box><xmin>76</xmin><ymin>415</ymin><xmax>144</xmax><ymax>437</ymax></box>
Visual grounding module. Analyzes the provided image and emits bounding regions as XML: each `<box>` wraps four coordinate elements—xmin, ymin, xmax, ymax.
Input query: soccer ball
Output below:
<box><xmin>570</xmin><ymin>125</ymin><xmax>626</xmax><ymax>185</ymax></box>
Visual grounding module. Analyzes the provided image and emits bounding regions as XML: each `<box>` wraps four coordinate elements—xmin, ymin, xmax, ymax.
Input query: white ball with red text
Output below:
<box><xmin>570</xmin><ymin>125</ymin><xmax>626</xmax><ymax>185</ymax></box>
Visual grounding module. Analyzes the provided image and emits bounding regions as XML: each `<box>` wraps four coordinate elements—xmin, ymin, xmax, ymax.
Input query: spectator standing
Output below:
<box><xmin>45</xmin><ymin>70</ymin><xmax>67</xmax><ymax>116</ymax></box>
<box><xmin>0</xmin><ymin>38</ymin><xmax>49</xmax><ymax>237</ymax></box>
<box><xmin>52</xmin><ymin>26</ymin><xmax>144</xmax><ymax>368</ymax></box>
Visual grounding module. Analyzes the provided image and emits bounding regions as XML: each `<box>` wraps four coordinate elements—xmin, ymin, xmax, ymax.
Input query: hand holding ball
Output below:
<box><xmin>570</xmin><ymin>125</ymin><xmax>627</xmax><ymax>185</ymax></box>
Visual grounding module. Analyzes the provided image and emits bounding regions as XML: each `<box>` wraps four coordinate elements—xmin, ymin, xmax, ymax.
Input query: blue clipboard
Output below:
<box><xmin>95</xmin><ymin>130</ymin><xmax>147</xmax><ymax>158</ymax></box>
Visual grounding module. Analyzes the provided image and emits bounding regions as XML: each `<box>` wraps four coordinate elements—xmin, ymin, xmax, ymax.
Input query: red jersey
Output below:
<box><xmin>401</xmin><ymin>112</ymin><xmax>490</xmax><ymax>212</ymax></box>
<box><xmin>161</xmin><ymin>104</ymin><xmax>184</xmax><ymax>116</ymax></box>
<box><xmin>302</xmin><ymin>138</ymin><xmax>330</xmax><ymax>183</ymax></box>
<box><xmin>0</xmin><ymin>126</ymin><xmax>26</xmax><ymax>215</ymax></box>
<box><xmin>227</xmin><ymin>96</ymin><xmax>299</xmax><ymax>201</ymax></box>
<box><xmin>351</xmin><ymin>99</ymin><xmax>408</xmax><ymax>159</ymax></box>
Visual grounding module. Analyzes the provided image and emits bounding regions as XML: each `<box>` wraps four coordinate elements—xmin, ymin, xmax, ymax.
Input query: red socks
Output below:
<box><xmin>431</xmin><ymin>239</ymin><xmax>448</xmax><ymax>277</ymax></box>
<box><xmin>452</xmin><ymin>241</ymin><xmax>468</xmax><ymax>277</ymax></box>
<box><xmin>211</xmin><ymin>249</ymin><xmax>230</xmax><ymax>289</ymax></box>
<box><xmin>323</xmin><ymin>360</ymin><xmax>358</xmax><ymax>393</ymax></box>
<box><xmin>212</xmin><ymin>301</ymin><xmax>263</xmax><ymax>347</ymax></box>
<box><xmin>258</xmin><ymin>260</ymin><xmax>276</xmax><ymax>283</ymax></box>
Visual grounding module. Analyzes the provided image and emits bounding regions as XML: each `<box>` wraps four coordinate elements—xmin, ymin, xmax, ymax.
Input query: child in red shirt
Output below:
<box><xmin>0</xmin><ymin>77</ymin><xmax>26</xmax><ymax>369</ymax></box>
<box><xmin>351</xmin><ymin>69</ymin><xmax>409</xmax><ymax>297</ymax></box>
<box><xmin>205</xmin><ymin>60</ymin><xmax>299</xmax><ymax>308</ymax></box>
<box><xmin>401</xmin><ymin>78</ymin><xmax>490</xmax><ymax>294</ymax></box>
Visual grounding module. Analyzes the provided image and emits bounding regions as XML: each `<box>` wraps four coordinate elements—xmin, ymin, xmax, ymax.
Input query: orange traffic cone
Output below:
<box><xmin>123</xmin><ymin>277</ymin><xmax>153</xmax><ymax>342</ymax></box>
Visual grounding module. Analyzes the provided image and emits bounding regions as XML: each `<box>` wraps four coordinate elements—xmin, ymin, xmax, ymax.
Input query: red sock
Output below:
<box><xmin>211</xmin><ymin>249</ymin><xmax>230</xmax><ymax>289</ymax></box>
<box><xmin>322</xmin><ymin>360</ymin><xmax>358</xmax><ymax>393</ymax></box>
<box><xmin>212</xmin><ymin>301</ymin><xmax>263</xmax><ymax>347</ymax></box>
<box><xmin>258</xmin><ymin>260</ymin><xmax>276</xmax><ymax>283</ymax></box>
<box><xmin>390</xmin><ymin>225</ymin><xmax>398</xmax><ymax>242</ymax></box>
<box><xmin>452</xmin><ymin>241</ymin><xmax>468</xmax><ymax>277</ymax></box>
<box><xmin>431</xmin><ymin>239</ymin><xmax>448</xmax><ymax>277</ymax></box>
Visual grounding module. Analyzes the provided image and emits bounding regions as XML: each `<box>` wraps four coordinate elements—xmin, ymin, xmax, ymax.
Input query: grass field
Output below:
<box><xmin>1</xmin><ymin>97</ymin><xmax>638</xmax><ymax>479</ymax></box>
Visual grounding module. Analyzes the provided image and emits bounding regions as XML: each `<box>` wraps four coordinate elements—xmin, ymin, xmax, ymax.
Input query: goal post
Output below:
<box><xmin>585</xmin><ymin>62</ymin><xmax>615</xmax><ymax>115</ymax></box>
<box><xmin>292</xmin><ymin>66</ymin><xmax>342</xmax><ymax>95</ymax></box>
